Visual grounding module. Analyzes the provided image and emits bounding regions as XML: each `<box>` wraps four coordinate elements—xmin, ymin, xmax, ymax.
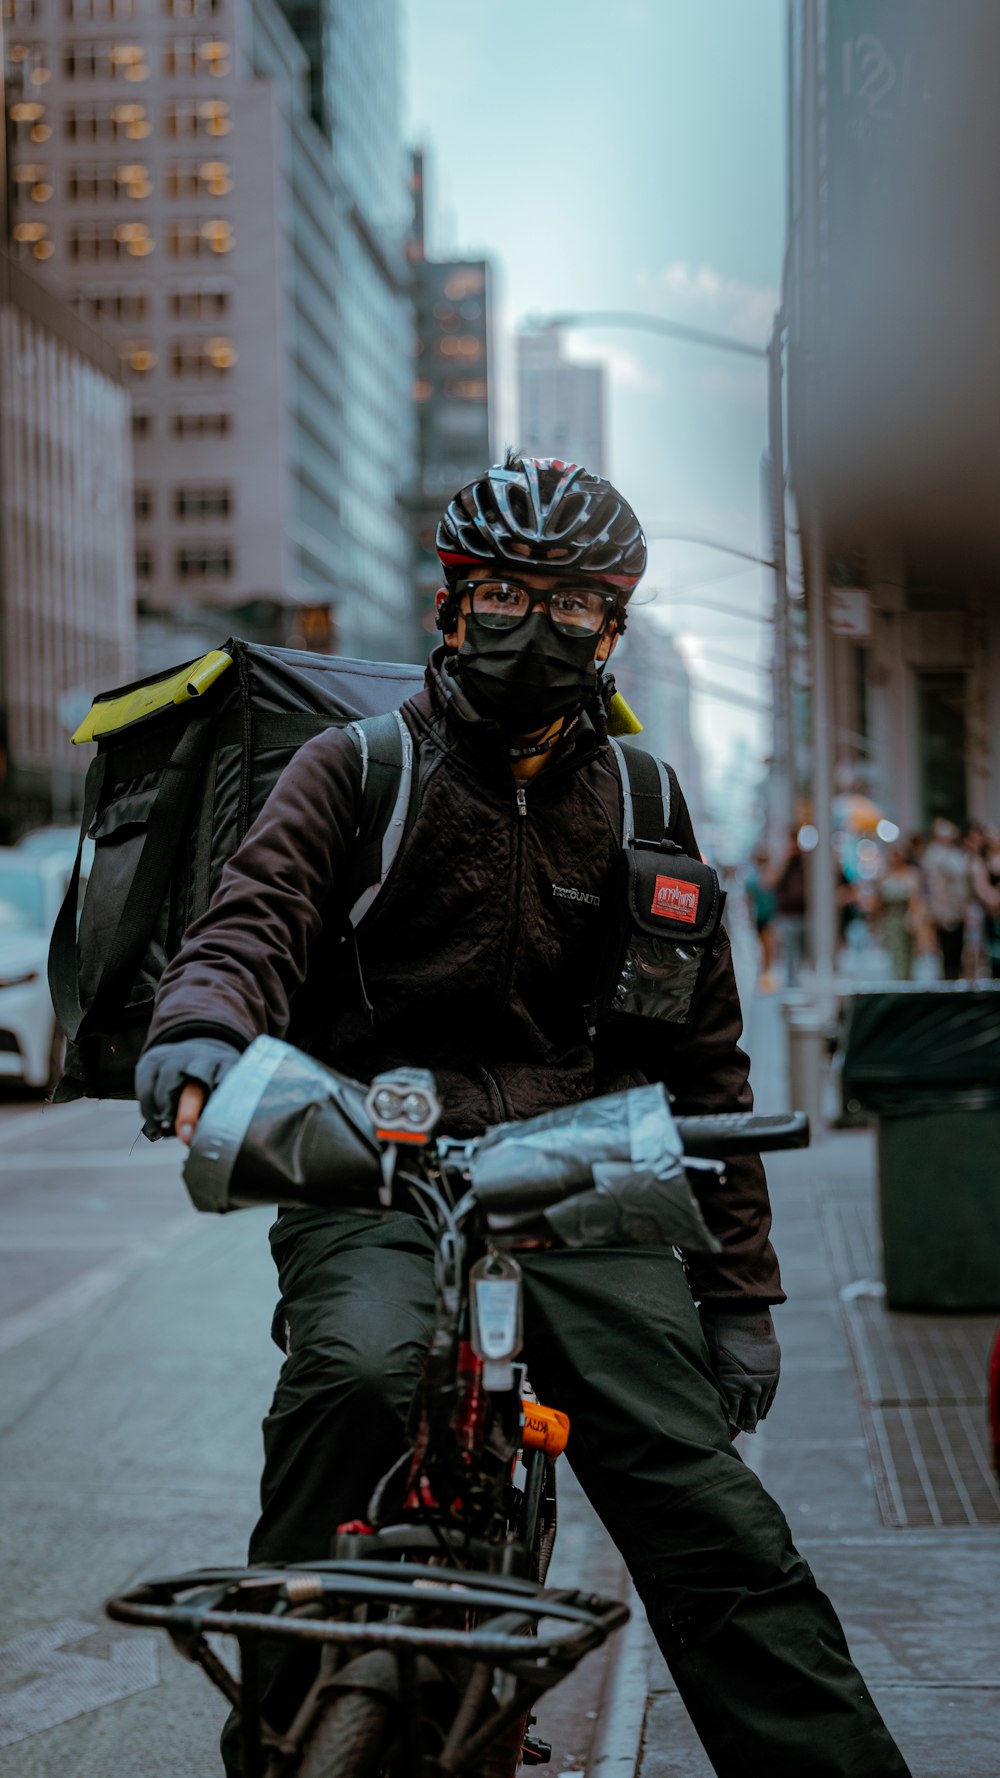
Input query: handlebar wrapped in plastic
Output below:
<box><xmin>183</xmin><ymin>1037</ymin><xmax>382</xmax><ymax>1215</ymax></box>
<box><xmin>471</xmin><ymin>1084</ymin><xmax>722</xmax><ymax>1252</ymax></box>
<box><xmin>182</xmin><ymin>1038</ymin><xmax>806</xmax><ymax>1254</ymax></box>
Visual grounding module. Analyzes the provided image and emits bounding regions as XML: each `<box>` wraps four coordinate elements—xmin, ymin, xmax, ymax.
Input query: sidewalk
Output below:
<box><xmin>637</xmin><ymin>989</ymin><xmax>1000</xmax><ymax>1778</ymax></box>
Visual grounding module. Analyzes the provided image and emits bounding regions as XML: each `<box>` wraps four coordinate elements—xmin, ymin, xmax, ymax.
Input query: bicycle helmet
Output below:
<box><xmin>436</xmin><ymin>453</ymin><xmax>647</xmax><ymax>630</ymax></box>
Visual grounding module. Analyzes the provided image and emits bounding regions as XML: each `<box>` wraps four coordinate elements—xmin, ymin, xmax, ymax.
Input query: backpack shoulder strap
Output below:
<box><xmin>344</xmin><ymin>709</ymin><xmax>415</xmax><ymax>927</ymax></box>
<box><xmin>608</xmin><ymin>737</ymin><xmax>672</xmax><ymax>844</ymax></box>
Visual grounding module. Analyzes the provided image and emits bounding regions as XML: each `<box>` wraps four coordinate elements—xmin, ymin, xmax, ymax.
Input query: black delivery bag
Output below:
<box><xmin>48</xmin><ymin>641</ymin><xmax>423</xmax><ymax>1102</ymax></box>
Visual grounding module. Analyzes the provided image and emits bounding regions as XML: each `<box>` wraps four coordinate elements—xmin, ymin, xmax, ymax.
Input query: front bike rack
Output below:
<box><xmin>106</xmin><ymin>1556</ymin><xmax>629</xmax><ymax>1778</ymax></box>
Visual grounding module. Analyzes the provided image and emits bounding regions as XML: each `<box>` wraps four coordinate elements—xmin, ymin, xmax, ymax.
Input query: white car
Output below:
<box><xmin>0</xmin><ymin>850</ymin><xmax>82</xmax><ymax>1091</ymax></box>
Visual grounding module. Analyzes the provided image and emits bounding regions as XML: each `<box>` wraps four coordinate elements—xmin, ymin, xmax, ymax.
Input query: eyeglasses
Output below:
<box><xmin>459</xmin><ymin>579</ymin><xmax>616</xmax><ymax>638</ymax></box>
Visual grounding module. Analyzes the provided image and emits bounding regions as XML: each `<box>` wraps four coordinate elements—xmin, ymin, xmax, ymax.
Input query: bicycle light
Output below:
<box><xmin>365</xmin><ymin>1068</ymin><xmax>441</xmax><ymax>1144</ymax></box>
<box><xmin>470</xmin><ymin>1251</ymin><xmax>523</xmax><ymax>1390</ymax></box>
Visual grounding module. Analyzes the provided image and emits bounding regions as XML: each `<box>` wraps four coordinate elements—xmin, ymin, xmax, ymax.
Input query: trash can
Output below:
<box><xmin>841</xmin><ymin>984</ymin><xmax>1000</xmax><ymax>1310</ymax></box>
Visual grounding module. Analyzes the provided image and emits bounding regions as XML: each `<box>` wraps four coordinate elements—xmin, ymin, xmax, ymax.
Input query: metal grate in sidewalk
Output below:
<box><xmin>821</xmin><ymin>1191</ymin><xmax>1000</xmax><ymax>1529</ymax></box>
<box><xmin>865</xmin><ymin>1401</ymin><xmax>1000</xmax><ymax>1529</ymax></box>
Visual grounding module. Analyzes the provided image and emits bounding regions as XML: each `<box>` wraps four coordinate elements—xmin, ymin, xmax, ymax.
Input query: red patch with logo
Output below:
<box><xmin>651</xmin><ymin>875</ymin><xmax>700</xmax><ymax>924</ymax></box>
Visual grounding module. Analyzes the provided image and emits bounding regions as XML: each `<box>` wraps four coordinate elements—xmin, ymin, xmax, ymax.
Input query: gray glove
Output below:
<box><xmin>136</xmin><ymin>1038</ymin><xmax>243</xmax><ymax>1138</ymax></box>
<box><xmin>698</xmin><ymin>1306</ymin><xmax>780</xmax><ymax>1434</ymax></box>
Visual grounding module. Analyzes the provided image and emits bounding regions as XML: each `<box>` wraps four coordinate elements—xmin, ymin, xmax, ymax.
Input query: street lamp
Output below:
<box><xmin>525</xmin><ymin>308</ymin><xmax>767</xmax><ymax>363</ymax></box>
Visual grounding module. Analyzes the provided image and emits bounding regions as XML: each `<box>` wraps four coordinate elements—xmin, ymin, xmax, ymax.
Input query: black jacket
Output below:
<box><xmin>147</xmin><ymin>649</ymin><xmax>783</xmax><ymax>1307</ymax></box>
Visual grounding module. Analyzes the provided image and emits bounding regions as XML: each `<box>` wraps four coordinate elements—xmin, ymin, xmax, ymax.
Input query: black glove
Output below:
<box><xmin>698</xmin><ymin>1306</ymin><xmax>781</xmax><ymax>1434</ymax></box>
<box><xmin>136</xmin><ymin>1038</ymin><xmax>243</xmax><ymax>1138</ymax></box>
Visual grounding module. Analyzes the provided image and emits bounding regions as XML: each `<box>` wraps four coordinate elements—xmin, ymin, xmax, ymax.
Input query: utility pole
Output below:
<box><xmin>765</xmin><ymin>315</ymin><xmax>795</xmax><ymax>836</ymax></box>
<box><xmin>800</xmin><ymin>0</ymin><xmax>838</xmax><ymax>998</ymax></box>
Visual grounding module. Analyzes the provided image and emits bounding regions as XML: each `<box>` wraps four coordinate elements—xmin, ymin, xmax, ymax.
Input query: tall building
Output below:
<box><xmin>611</xmin><ymin>616</ymin><xmax>705</xmax><ymax>835</ymax></box>
<box><xmin>4</xmin><ymin>0</ymin><xmax>414</xmax><ymax>664</ymax></box>
<box><xmin>782</xmin><ymin>0</ymin><xmax>1000</xmax><ymax>967</ymax></box>
<box><xmin>407</xmin><ymin>148</ymin><xmax>492</xmax><ymax>647</ymax></box>
<box><xmin>0</xmin><ymin>249</ymin><xmax>133</xmax><ymax>839</ymax></box>
<box><xmin>516</xmin><ymin>324</ymin><xmax>605</xmax><ymax>473</ymax></box>
<box><xmin>785</xmin><ymin>1</ymin><xmax>1000</xmax><ymax>827</ymax></box>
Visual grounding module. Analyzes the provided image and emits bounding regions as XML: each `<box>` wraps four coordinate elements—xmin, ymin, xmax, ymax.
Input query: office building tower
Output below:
<box><xmin>407</xmin><ymin>148</ymin><xmax>492</xmax><ymax>644</ymax></box>
<box><xmin>516</xmin><ymin>324</ymin><xmax>605</xmax><ymax>474</ymax></box>
<box><xmin>4</xmin><ymin>0</ymin><xmax>414</xmax><ymax>664</ymax></box>
<box><xmin>0</xmin><ymin>250</ymin><xmax>133</xmax><ymax>838</ymax></box>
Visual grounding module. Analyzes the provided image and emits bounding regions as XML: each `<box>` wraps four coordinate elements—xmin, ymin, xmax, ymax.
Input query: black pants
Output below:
<box><xmin>222</xmin><ymin>1209</ymin><xmax>911</xmax><ymax>1778</ymax></box>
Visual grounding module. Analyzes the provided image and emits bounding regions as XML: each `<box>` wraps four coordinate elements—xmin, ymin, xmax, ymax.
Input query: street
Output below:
<box><xmin>1</xmin><ymin>987</ymin><xmax>999</xmax><ymax>1776</ymax></box>
<box><xmin>0</xmin><ymin>1091</ymin><xmax>628</xmax><ymax>1776</ymax></box>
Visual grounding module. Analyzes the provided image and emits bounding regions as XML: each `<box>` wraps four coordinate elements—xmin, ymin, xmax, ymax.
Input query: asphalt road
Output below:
<box><xmin>0</xmin><ymin>1092</ymin><xmax>628</xmax><ymax>1777</ymax></box>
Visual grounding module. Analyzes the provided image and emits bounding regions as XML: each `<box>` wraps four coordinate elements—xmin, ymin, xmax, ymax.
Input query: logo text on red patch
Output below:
<box><xmin>651</xmin><ymin>875</ymin><xmax>700</xmax><ymax>924</ymax></box>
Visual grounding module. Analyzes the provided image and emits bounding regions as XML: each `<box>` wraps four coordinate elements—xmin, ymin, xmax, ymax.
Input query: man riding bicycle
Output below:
<box><xmin>138</xmin><ymin>455</ymin><xmax>911</xmax><ymax>1777</ymax></box>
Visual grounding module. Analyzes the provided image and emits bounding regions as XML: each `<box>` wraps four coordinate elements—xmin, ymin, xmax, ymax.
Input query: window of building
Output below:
<box><xmin>169</xmin><ymin>335</ymin><xmax>236</xmax><ymax>376</ymax></box>
<box><xmin>916</xmin><ymin>672</ymin><xmax>968</xmax><ymax>828</ymax></box>
<box><xmin>6</xmin><ymin>41</ymin><xmax>52</xmax><ymax>87</ymax></box>
<box><xmin>67</xmin><ymin>165</ymin><xmax>119</xmax><ymax>201</ymax></box>
<box><xmin>437</xmin><ymin>336</ymin><xmax>483</xmax><ymax>361</ymax></box>
<box><xmin>63</xmin><ymin>101</ymin><xmax>150</xmax><ymax>142</ymax></box>
<box><xmin>12</xmin><ymin>222</ymin><xmax>54</xmax><ymax>259</ymax></box>
<box><xmin>166</xmin><ymin>217</ymin><xmax>232</xmax><ymax>258</ymax></box>
<box><xmin>133</xmin><ymin>484</ymin><xmax>154</xmax><ymax>520</ymax></box>
<box><xmin>443</xmin><ymin>267</ymin><xmax>485</xmax><ymax>301</ymax></box>
<box><xmin>165</xmin><ymin>158</ymin><xmax>231</xmax><ymax>199</ymax></box>
<box><xmin>67</xmin><ymin>0</ymin><xmax>138</xmax><ymax>18</ymax></box>
<box><xmin>165</xmin><ymin>0</ymin><xmax>222</xmax><ymax>15</ymax></box>
<box><xmin>171</xmin><ymin>409</ymin><xmax>231</xmax><ymax>437</ymax></box>
<box><xmin>135</xmin><ymin>543</ymin><xmax>155</xmax><ymax>581</ymax></box>
<box><xmin>131</xmin><ymin>409</ymin><xmax>153</xmax><ymax>438</ymax></box>
<box><xmin>168</xmin><ymin>281</ymin><xmax>230</xmax><ymax>319</ymax></box>
<box><xmin>11</xmin><ymin>161</ymin><xmax>53</xmax><ymax>203</ymax></box>
<box><xmin>69</xmin><ymin>220</ymin><xmax>153</xmax><ymax>259</ymax></box>
<box><xmin>176</xmin><ymin>544</ymin><xmax>232</xmax><ymax>580</ymax></box>
<box><xmin>69</xmin><ymin>161</ymin><xmax>152</xmax><ymax>202</ymax></box>
<box><xmin>3</xmin><ymin>0</ymin><xmax>41</xmax><ymax>21</ymax></box>
<box><xmin>443</xmin><ymin>378</ymin><xmax>488</xmax><ymax>402</ymax></box>
<box><xmin>119</xmin><ymin>339</ymin><xmax>156</xmax><ymax>374</ymax></box>
<box><xmin>163</xmin><ymin>37</ymin><xmax>230</xmax><ymax>77</ymax></box>
<box><xmin>63</xmin><ymin>41</ymin><xmax>149</xmax><ymax>80</ymax></box>
<box><xmin>173</xmin><ymin>484</ymin><xmax>231</xmax><ymax>519</ymax></box>
<box><xmin>9</xmin><ymin>99</ymin><xmax>51</xmax><ymax>145</ymax></box>
<box><xmin>69</xmin><ymin>286</ymin><xmax>150</xmax><ymax>323</ymax></box>
<box><xmin>164</xmin><ymin>96</ymin><xmax>231</xmax><ymax>138</ymax></box>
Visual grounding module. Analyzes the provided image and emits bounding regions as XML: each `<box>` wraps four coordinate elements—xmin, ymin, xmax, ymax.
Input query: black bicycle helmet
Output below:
<box><xmin>436</xmin><ymin>455</ymin><xmax>647</xmax><ymax>623</ymax></box>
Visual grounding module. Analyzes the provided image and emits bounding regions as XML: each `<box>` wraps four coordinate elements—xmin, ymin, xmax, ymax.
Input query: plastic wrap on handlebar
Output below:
<box><xmin>673</xmin><ymin>1111</ymin><xmax>810</xmax><ymax>1156</ymax></box>
<box><xmin>472</xmin><ymin>1085</ymin><xmax>721</xmax><ymax>1253</ymax></box>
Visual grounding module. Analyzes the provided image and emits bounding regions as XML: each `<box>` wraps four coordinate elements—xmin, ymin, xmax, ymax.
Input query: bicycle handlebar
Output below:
<box><xmin>469</xmin><ymin>1110</ymin><xmax>810</xmax><ymax>1217</ymax></box>
<box><xmin>674</xmin><ymin>1111</ymin><xmax>810</xmax><ymax>1157</ymax></box>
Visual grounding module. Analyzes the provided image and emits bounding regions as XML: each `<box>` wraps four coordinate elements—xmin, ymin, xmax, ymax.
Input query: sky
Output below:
<box><xmin>404</xmin><ymin>0</ymin><xmax>786</xmax><ymax>799</ymax></box>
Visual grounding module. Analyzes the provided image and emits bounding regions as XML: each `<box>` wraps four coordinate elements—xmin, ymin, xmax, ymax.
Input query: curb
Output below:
<box><xmin>588</xmin><ymin>1581</ymin><xmax>651</xmax><ymax>1778</ymax></box>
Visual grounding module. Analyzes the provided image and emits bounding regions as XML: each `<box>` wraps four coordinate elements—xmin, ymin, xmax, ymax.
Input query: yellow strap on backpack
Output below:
<box><xmin>608</xmin><ymin>689</ymin><xmax>642</xmax><ymax>736</ymax></box>
<box><xmin>72</xmin><ymin>649</ymin><xmax>234</xmax><ymax>744</ymax></box>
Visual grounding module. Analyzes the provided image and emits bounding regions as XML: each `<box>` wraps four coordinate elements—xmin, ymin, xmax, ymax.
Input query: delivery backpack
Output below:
<box><xmin>48</xmin><ymin>638</ymin><xmax>714</xmax><ymax>1102</ymax></box>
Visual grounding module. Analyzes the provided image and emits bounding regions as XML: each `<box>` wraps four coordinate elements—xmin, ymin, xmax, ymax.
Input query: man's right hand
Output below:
<box><xmin>135</xmin><ymin>1038</ymin><xmax>242</xmax><ymax>1142</ymax></box>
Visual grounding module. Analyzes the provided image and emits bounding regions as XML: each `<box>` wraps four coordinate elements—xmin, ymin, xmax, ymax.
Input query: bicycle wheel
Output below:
<box><xmin>296</xmin><ymin>1687</ymin><xmax>394</xmax><ymax>1778</ymax></box>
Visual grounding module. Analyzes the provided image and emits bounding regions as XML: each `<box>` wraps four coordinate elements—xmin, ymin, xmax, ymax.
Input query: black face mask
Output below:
<box><xmin>455</xmin><ymin>612</ymin><xmax>602</xmax><ymax>732</ymax></box>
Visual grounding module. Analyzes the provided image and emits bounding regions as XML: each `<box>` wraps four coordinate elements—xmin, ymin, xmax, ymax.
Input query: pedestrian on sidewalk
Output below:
<box><xmin>969</xmin><ymin>824</ymin><xmax>1000</xmax><ymax>979</ymax></box>
<box><xmin>138</xmin><ymin>456</ymin><xmax>912</xmax><ymax>1778</ymax></box>
<box><xmin>876</xmin><ymin>845</ymin><xmax>924</xmax><ymax>982</ymax></box>
<box><xmin>921</xmin><ymin>818</ymin><xmax>970</xmax><ymax>981</ymax></box>
<box><xmin>745</xmin><ymin>845</ymin><xmax>777</xmax><ymax>991</ymax></box>
<box><xmin>774</xmin><ymin>828</ymin><xmax>808</xmax><ymax>986</ymax></box>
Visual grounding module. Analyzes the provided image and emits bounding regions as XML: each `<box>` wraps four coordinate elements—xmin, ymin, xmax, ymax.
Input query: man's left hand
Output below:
<box><xmin>698</xmin><ymin>1306</ymin><xmax>780</xmax><ymax>1435</ymax></box>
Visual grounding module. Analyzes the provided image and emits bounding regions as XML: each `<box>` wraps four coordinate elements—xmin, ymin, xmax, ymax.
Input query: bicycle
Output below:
<box><xmin>106</xmin><ymin>1041</ymin><xmax>808</xmax><ymax>1778</ymax></box>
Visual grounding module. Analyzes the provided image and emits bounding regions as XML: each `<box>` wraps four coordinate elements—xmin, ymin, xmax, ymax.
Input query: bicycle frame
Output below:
<box><xmin>106</xmin><ymin>1159</ymin><xmax>624</xmax><ymax>1778</ymax></box>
